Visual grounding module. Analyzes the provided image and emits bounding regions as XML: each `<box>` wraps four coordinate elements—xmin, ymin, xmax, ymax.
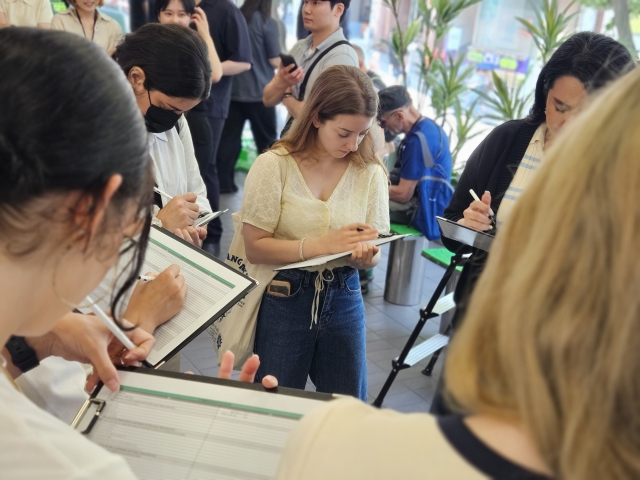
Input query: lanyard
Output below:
<box><xmin>75</xmin><ymin>9</ymin><xmax>98</xmax><ymax>41</ymax></box>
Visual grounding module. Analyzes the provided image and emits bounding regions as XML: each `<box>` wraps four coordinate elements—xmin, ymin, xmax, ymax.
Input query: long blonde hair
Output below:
<box><xmin>273</xmin><ymin>65</ymin><xmax>385</xmax><ymax>171</ymax></box>
<box><xmin>446</xmin><ymin>66</ymin><xmax>640</xmax><ymax>479</ymax></box>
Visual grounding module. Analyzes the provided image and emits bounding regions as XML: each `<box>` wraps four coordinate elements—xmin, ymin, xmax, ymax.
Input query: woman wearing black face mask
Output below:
<box><xmin>112</xmin><ymin>23</ymin><xmax>213</xmax><ymax>247</ymax></box>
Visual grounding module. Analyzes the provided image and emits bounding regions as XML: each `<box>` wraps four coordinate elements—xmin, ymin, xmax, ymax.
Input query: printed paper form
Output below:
<box><xmin>88</xmin><ymin>371</ymin><xmax>328</xmax><ymax>480</ymax></box>
<box><xmin>276</xmin><ymin>234</ymin><xmax>410</xmax><ymax>270</ymax></box>
<box><xmin>83</xmin><ymin>228</ymin><xmax>254</xmax><ymax>366</ymax></box>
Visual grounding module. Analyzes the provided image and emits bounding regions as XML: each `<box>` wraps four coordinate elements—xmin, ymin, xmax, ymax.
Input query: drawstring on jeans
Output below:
<box><xmin>310</xmin><ymin>269</ymin><xmax>334</xmax><ymax>328</ymax></box>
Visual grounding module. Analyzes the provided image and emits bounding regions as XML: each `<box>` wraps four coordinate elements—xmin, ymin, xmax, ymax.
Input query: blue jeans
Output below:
<box><xmin>254</xmin><ymin>267</ymin><xmax>367</xmax><ymax>400</ymax></box>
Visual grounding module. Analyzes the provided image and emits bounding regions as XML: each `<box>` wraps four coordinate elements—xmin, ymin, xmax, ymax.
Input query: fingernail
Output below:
<box><xmin>252</xmin><ymin>354</ymin><xmax>259</xmax><ymax>360</ymax></box>
<box><xmin>484</xmin><ymin>190</ymin><xmax>490</xmax><ymax>195</ymax></box>
<box><xmin>123</xmin><ymin>353</ymin><xmax>135</xmax><ymax>361</ymax></box>
<box><xmin>106</xmin><ymin>379</ymin><xmax>120</xmax><ymax>392</ymax></box>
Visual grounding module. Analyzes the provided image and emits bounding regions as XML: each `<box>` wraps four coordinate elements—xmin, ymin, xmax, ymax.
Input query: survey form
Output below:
<box><xmin>82</xmin><ymin>226</ymin><xmax>256</xmax><ymax>367</ymax></box>
<box><xmin>73</xmin><ymin>368</ymin><xmax>332</xmax><ymax>480</ymax></box>
<box><xmin>276</xmin><ymin>234</ymin><xmax>410</xmax><ymax>270</ymax></box>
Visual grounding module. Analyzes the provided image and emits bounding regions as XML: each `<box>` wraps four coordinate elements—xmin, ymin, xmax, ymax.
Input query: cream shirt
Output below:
<box><xmin>0</xmin><ymin>0</ymin><xmax>52</xmax><ymax>26</ymax></box>
<box><xmin>276</xmin><ymin>398</ymin><xmax>489</xmax><ymax>480</ymax></box>
<box><xmin>496</xmin><ymin>123</ymin><xmax>546</xmax><ymax>226</ymax></box>
<box><xmin>51</xmin><ymin>8</ymin><xmax>122</xmax><ymax>53</ymax></box>
<box><xmin>0</xmin><ymin>369</ymin><xmax>136</xmax><ymax>479</ymax></box>
<box><xmin>241</xmin><ymin>148</ymin><xmax>390</xmax><ymax>269</ymax></box>
<box><xmin>149</xmin><ymin>115</ymin><xmax>211</xmax><ymax>215</ymax></box>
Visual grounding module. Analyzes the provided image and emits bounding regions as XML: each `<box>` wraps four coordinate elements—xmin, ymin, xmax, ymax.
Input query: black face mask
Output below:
<box><xmin>384</xmin><ymin>128</ymin><xmax>398</xmax><ymax>143</ymax></box>
<box><xmin>144</xmin><ymin>90</ymin><xmax>181</xmax><ymax>133</ymax></box>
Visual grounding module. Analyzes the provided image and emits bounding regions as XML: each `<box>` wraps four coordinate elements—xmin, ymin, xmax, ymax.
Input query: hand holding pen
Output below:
<box><xmin>459</xmin><ymin>189</ymin><xmax>495</xmax><ymax>232</ymax></box>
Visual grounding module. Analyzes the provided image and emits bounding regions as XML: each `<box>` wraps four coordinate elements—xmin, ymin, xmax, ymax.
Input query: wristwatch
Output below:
<box><xmin>5</xmin><ymin>336</ymin><xmax>40</xmax><ymax>373</ymax></box>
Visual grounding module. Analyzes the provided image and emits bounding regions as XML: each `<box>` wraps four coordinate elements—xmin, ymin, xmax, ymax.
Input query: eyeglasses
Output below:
<box><xmin>377</xmin><ymin>109</ymin><xmax>400</xmax><ymax>129</ymax></box>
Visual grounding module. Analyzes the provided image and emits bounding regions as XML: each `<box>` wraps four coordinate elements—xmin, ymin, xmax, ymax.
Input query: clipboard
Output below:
<box><xmin>436</xmin><ymin>216</ymin><xmax>495</xmax><ymax>252</ymax></box>
<box><xmin>81</xmin><ymin>226</ymin><xmax>257</xmax><ymax>368</ymax></box>
<box><xmin>276</xmin><ymin>234</ymin><xmax>410</xmax><ymax>270</ymax></box>
<box><xmin>72</xmin><ymin>367</ymin><xmax>332</xmax><ymax>479</ymax></box>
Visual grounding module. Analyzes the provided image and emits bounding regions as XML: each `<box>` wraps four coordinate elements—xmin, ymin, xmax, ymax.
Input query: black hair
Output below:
<box><xmin>527</xmin><ymin>31</ymin><xmax>634</xmax><ymax>125</ymax></box>
<box><xmin>113</xmin><ymin>23</ymin><xmax>211</xmax><ymax>101</ymax></box>
<box><xmin>155</xmin><ymin>0</ymin><xmax>195</xmax><ymax>18</ymax></box>
<box><xmin>0</xmin><ymin>28</ymin><xmax>153</xmax><ymax>325</ymax></box>
<box><xmin>329</xmin><ymin>0</ymin><xmax>350</xmax><ymax>18</ymax></box>
<box><xmin>240</xmin><ymin>0</ymin><xmax>272</xmax><ymax>24</ymax></box>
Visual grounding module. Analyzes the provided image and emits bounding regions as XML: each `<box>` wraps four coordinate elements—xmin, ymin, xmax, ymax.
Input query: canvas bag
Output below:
<box><xmin>209</xmin><ymin>158</ymin><xmax>288</xmax><ymax>369</ymax></box>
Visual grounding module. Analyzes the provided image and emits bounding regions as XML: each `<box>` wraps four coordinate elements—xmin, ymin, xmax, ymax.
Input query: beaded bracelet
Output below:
<box><xmin>299</xmin><ymin>238</ymin><xmax>306</xmax><ymax>261</ymax></box>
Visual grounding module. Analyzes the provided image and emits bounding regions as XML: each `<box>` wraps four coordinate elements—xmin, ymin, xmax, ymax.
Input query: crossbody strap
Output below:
<box><xmin>297</xmin><ymin>40</ymin><xmax>351</xmax><ymax>100</ymax></box>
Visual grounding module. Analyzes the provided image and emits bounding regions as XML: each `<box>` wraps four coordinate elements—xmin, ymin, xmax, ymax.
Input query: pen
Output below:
<box><xmin>469</xmin><ymin>189</ymin><xmax>496</xmax><ymax>226</ymax></box>
<box><xmin>138</xmin><ymin>275</ymin><xmax>155</xmax><ymax>282</ymax></box>
<box><xmin>153</xmin><ymin>187</ymin><xmax>173</xmax><ymax>201</ymax></box>
<box><xmin>86</xmin><ymin>296</ymin><xmax>153</xmax><ymax>369</ymax></box>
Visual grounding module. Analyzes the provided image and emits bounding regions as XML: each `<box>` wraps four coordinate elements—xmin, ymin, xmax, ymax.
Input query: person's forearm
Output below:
<box><xmin>283</xmin><ymin>97</ymin><xmax>303</xmax><ymax>118</ymax></box>
<box><xmin>203</xmin><ymin>36</ymin><xmax>223</xmax><ymax>83</ymax></box>
<box><xmin>263</xmin><ymin>77</ymin><xmax>289</xmax><ymax>106</ymax></box>
<box><xmin>245</xmin><ymin>236</ymin><xmax>327</xmax><ymax>265</ymax></box>
<box><xmin>221</xmin><ymin>60</ymin><xmax>251</xmax><ymax>76</ymax></box>
<box><xmin>389</xmin><ymin>185</ymin><xmax>412</xmax><ymax>203</ymax></box>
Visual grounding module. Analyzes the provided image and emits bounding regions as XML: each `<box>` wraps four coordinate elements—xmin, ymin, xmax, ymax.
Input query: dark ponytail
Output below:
<box><xmin>113</xmin><ymin>23</ymin><xmax>212</xmax><ymax>101</ymax></box>
<box><xmin>0</xmin><ymin>28</ymin><xmax>153</xmax><ymax>325</ymax></box>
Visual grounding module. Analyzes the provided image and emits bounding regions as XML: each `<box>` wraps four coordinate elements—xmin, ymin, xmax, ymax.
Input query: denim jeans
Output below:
<box><xmin>254</xmin><ymin>266</ymin><xmax>367</xmax><ymax>400</ymax></box>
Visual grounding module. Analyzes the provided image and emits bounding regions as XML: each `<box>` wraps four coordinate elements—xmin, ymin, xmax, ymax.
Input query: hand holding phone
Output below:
<box><xmin>279</xmin><ymin>53</ymin><xmax>298</xmax><ymax>69</ymax></box>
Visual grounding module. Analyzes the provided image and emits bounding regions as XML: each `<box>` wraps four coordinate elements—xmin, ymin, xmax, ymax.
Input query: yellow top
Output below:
<box><xmin>51</xmin><ymin>8</ymin><xmax>122</xmax><ymax>54</ymax></box>
<box><xmin>241</xmin><ymin>147</ymin><xmax>390</xmax><ymax>268</ymax></box>
<box><xmin>0</xmin><ymin>0</ymin><xmax>52</xmax><ymax>26</ymax></box>
<box><xmin>276</xmin><ymin>397</ymin><xmax>489</xmax><ymax>480</ymax></box>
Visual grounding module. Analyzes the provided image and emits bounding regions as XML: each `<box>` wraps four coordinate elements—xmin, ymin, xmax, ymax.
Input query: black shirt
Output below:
<box><xmin>438</xmin><ymin>415</ymin><xmax>553</xmax><ymax>480</ymax></box>
<box><xmin>194</xmin><ymin>0</ymin><xmax>253</xmax><ymax>118</ymax></box>
<box><xmin>442</xmin><ymin>119</ymin><xmax>539</xmax><ymax>330</ymax></box>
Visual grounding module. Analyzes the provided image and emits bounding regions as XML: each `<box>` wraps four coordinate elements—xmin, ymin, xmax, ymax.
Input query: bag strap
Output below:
<box><xmin>298</xmin><ymin>40</ymin><xmax>351</xmax><ymax>100</ymax></box>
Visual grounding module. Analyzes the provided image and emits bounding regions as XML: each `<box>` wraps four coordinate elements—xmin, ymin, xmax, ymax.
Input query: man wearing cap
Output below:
<box><xmin>262</xmin><ymin>0</ymin><xmax>357</xmax><ymax>122</ymax></box>
<box><xmin>378</xmin><ymin>85</ymin><xmax>453</xmax><ymax>239</ymax></box>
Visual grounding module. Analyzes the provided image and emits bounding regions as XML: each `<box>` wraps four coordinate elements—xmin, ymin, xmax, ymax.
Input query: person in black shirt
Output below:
<box><xmin>194</xmin><ymin>0</ymin><xmax>252</xmax><ymax>256</ymax></box>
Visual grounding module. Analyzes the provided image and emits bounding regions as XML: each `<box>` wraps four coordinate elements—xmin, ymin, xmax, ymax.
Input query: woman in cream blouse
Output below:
<box><xmin>51</xmin><ymin>0</ymin><xmax>122</xmax><ymax>53</ymax></box>
<box><xmin>241</xmin><ymin>65</ymin><xmax>390</xmax><ymax>400</ymax></box>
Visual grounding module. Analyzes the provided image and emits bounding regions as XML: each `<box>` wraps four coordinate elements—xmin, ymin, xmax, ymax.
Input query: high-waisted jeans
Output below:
<box><xmin>254</xmin><ymin>266</ymin><xmax>367</xmax><ymax>400</ymax></box>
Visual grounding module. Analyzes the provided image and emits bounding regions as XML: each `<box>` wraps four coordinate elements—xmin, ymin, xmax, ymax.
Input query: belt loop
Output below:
<box><xmin>304</xmin><ymin>271</ymin><xmax>311</xmax><ymax>287</ymax></box>
<box><xmin>338</xmin><ymin>268</ymin><xmax>346</xmax><ymax>288</ymax></box>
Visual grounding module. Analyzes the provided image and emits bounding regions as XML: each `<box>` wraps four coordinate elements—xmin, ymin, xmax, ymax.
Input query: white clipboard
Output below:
<box><xmin>81</xmin><ymin>226</ymin><xmax>257</xmax><ymax>367</ymax></box>
<box><xmin>72</xmin><ymin>368</ymin><xmax>332</xmax><ymax>480</ymax></box>
<box><xmin>275</xmin><ymin>234</ymin><xmax>410</xmax><ymax>270</ymax></box>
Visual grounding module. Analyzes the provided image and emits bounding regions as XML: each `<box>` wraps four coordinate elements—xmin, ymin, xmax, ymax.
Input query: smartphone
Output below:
<box><xmin>267</xmin><ymin>280</ymin><xmax>291</xmax><ymax>297</ymax></box>
<box><xmin>279</xmin><ymin>53</ymin><xmax>298</xmax><ymax>70</ymax></box>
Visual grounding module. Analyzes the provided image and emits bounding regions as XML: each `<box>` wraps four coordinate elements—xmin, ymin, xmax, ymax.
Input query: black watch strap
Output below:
<box><xmin>5</xmin><ymin>336</ymin><xmax>40</xmax><ymax>373</ymax></box>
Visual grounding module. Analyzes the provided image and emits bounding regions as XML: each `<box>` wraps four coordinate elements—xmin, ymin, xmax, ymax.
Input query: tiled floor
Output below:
<box><xmin>178</xmin><ymin>171</ymin><xmax>447</xmax><ymax>412</ymax></box>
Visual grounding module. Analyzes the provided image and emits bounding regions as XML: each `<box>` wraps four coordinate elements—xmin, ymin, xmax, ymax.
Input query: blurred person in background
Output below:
<box><xmin>0</xmin><ymin>0</ymin><xmax>52</xmax><ymax>27</ymax></box>
<box><xmin>216</xmin><ymin>0</ymin><xmax>280</xmax><ymax>194</ymax></box>
<box><xmin>51</xmin><ymin>0</ymin><xmax>122</xmax><ymax>53</ymax></box>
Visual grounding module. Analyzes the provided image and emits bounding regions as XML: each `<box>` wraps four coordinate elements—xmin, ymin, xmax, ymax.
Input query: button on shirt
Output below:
<box><xmin>0</xmin><ymin>0</ymin><xmax>52</xmax><ymax>26</ymax></box>
<box><xmin>149</xmin><ymin>115</ymin><xmax>212</xmax><ymax>214</ymax></box>
<box><xmin>51</xmin><ymin>8</ymin><xmax>123</xmax><ymax>53</ymax></box>
<box><xmin>289</xmin><ymin>27</ymin><xmax>358</xmax><ymax>100</ymax></box>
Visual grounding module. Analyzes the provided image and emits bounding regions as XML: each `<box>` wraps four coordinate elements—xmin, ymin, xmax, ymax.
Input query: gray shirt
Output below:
<box><xmin>289</xmin><ymin>27</ymin><xmax>358</xmax><ymax>100</ymax></box>
<box><xmin>231</xmin><ymin>11</ymin><xmax>281</xmax><ymax>103</ymax></box>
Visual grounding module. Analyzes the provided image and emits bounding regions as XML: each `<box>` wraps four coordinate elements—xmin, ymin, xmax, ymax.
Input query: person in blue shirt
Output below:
<box><xmin>378</xmin><ymin>86</ymin><xmax>453</xmax><ymax>240</ymax></box>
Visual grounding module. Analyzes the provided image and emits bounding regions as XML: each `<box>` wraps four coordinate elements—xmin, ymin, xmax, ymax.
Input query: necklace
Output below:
<box><xmin>75</xmin><ymin>9</ymin><xmax>98</xmax><ymax>41</ymax></box>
